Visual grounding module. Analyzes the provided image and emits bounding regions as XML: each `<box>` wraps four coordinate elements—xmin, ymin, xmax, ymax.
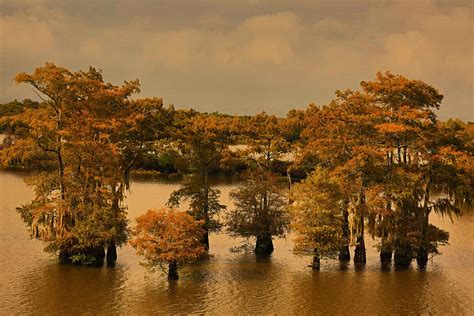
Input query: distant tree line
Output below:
<box><xmin>0</xmin><ymin>63</ymin><xmax>472</xmax><ymax>279</ymax></box>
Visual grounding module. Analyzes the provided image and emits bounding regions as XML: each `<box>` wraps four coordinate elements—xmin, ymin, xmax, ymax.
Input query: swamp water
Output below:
<box><xmin>0</xmin><ymin>171</ymin><xmax>473</xmax><ymax>314</ymax></box>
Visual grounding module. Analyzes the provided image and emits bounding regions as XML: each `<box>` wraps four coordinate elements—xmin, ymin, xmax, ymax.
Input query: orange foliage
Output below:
<box><xmin>130</xmin><ymin>208</ymin><xmax>207</xmax><ymax>266</ymax></box>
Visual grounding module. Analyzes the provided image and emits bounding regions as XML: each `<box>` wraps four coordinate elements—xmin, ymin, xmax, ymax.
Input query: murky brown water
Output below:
<box><xmin>0</xmin><ymin>170</ymin><xmax>473</xmax><ymax>314</ymax></box>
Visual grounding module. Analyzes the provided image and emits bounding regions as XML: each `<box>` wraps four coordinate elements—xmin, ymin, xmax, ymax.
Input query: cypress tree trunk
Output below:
<box><xmin>106</xmin><ymin>240</ymin><xmax>117</xmax><ymax>265</ymax></box>
<box><xmin>339</xmin><ymin>245</ymin><xmax>351</xmax><ymax>261</ymax></box>
<box><xmin>380</xmin><ymin>203</ymin><xmax>393</xmax><ymax>264</ymax></box>
<box><xmin>354</xmin><ymin>235</ymin><xmax>366</xmax><ymax>264</ymax></box>
<box><xmin>416</xmin><ymin>213</ymin><xmax>429</xmax><ymax>269</ymax></box>
<box><xmin>90</xmin><ymin>247</ymin><xmax>105</xmax><ymax>266</ymax></box>
<box><xmin>417</xmin><ymin>189</ymin><xmax>431</xmax><ymax>269</ymax></box>
<box><xmin>416</xmin><ymin>247</ymin><xmax>428</xmax><ymax>269</ymax></box>
<box><xmin>168</xmin><ymin>261</ymin><xmax>179</xmax><ymax>280</ymax></box>
<box><xmin>57</xmin><ymin>149</ymin><xmax>65</xmax><ymax>200</ymax></box>
<box><xmin>202</xmin><ymin>230</ymin><xmax>210</xmax><ymax>250</ymax></box>
<box><xmin>380</xmin><ymin>245</ymin><xmax>393</xmax><ymax>263</ymax></box>
<box><xmin>394</xmin><ymin>246</ymin><xmax>412</xmax><ymax>268</ymax></box>
<box><xmin>312</xmin><ymin>254</ymin><xmax>321</xmax><ymax>270</ymax></box>
<box><xmin>202</xmin><ymin>168</ymin><xmax>210</xmax><ymax>250</ymax></box>
<box><xmin>354</xmin><ymin>191</ymin><xmax>366</xmax><ymax>264</ymax></box>
<box><xmin>339</xmin><ymin>204</ymin><xmax>350</xmax><ymax>261</ymax></box>
<box><xmin>107</xmin><ymin>185</ymin><xmax>121</xmax><ymax>265</ymax></box>
<box><xmin>255</xmin><ymin>233</ymin><xmax>273</xmax><ymax>255</ymax></box>
<box><xmin>255</xmin><ymin>189</ymin><xmax>273</xmax><ymax>256</ymax></box>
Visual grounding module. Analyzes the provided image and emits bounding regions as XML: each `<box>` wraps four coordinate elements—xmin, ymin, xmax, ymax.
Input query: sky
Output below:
<box><xmin>0</xmin><ymin>0</ymin><xmax>472</xmax><ymax>120</ymax></box>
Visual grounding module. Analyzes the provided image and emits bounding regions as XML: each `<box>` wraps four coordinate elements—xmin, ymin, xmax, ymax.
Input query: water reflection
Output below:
<box><xmin>338</xmin><ymin>260</ymin><xmax>350</xmax><ymax>271</ymax></box>
<box><xmin>24</xmin><ymin>264</ymin><xmax>127</xmax><ymax>314</ymax></box>
<box><xmin>1</xmin><ymin>171</ymin><xmax>473</xmax><ymax>314</ymax></box>
<box><xmin>287</xmin><ymin>266</ymin><xmax>434</xmax><ymax>314</ymax></box>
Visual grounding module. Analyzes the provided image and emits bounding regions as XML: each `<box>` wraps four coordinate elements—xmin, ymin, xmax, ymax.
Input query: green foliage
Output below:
<box><xmin>5</xmin><ymin>63</ymin><xmax>159</xmax><ymax>264</ymax></box>
<box><xmin>297</xmin><ymin>71</ymin><xmax>472</xmax><ymax>266</ymax></box>
<box><xmin>290</xmin><ymin>168</ymin><xmax>345</xmax><ymax>260</ymax></box>
<box><xmin>226</xmin><ymin>170</ymin><xmax>289</xmax><ymax>240</ymax></box>
<box><xmin>0</xmin><ymin>99</ymin><xmax>40</xmax><ymax>132</ymax></box>
<box><xmin>167</xmin><ymin>174</ymin><xmax>226</xmax><ymax>232</ymax></box>
<box><xmin>2</xmin><ymin>63</ymin><xmax>472</xmax><ymax>269</ymax></box>
<box><xmin>166</xmin><ymin>113</ymin><xmax>232</xmax><ymax>248</ymax></box>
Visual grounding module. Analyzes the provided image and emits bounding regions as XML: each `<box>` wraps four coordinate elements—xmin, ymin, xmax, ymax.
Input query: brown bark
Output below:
<box><xmin>168</xmin><ymin>261</ymin><xmax>179</xmax><ymax>280</ymax></box>
<box><xmin>106</xmin><ymin>241</ymin><xmax>117</xmax><ymax>265</ymax></box>
<box><xmin>312</xmin><ymin>254</ymin><xmax>321</xmax><ymax>270</ymax></box>
<box><xmin>338</xmin><ymin>203</ymin><xmax>350</xmax><ymax>261</ymax></box>
<box><xmin>380</xmin><ymin>246</ymin><xmax>393</xmax><ymax>263</ymax></box>
<box><xmin>202</xmin><ymin>168</ymin><xmax>210</xmax><ymax>250</ymax></box>
<box><xmin>416</xmin><ymin>247</ymin><xmax>428</xmax><ymax>269</ymax></box>
<box><xmin>354</xmin><ymin>191</ymin><xmax>366</xmax><ymax>264</ymax></box>
<box><xmin>354</xmin><ymin>235</ymin><xmax>366</xmax><ymax>264</ymax></box>
<box><xmin>202</xmin><ymin>230</ymin><xmax>210</xmax><ymax>250</ymax></box>
<box><xmin>255</xmin><ymin>233</ymin><xmax>274</xmax><ymax>255</ymax></box>
<box><xmin>394</xmin><ymin>246</ymin><xmax>412</xmax><ymax>269</ymax></box>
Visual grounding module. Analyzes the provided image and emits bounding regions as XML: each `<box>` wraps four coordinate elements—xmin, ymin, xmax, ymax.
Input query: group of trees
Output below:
<box><xmin>291</xmin><ymin>74</ymin><xmax>473</xmax><ymax>269</ymax></box>
<box><xmin>1</xmin><ymin>64</ymin><xmax>472</xmax><ymax>278</ymax></box>
<box><xmin>1</xmin><ymin>64</ymin><xmax>172</xmax><ymax>265</ymax></box>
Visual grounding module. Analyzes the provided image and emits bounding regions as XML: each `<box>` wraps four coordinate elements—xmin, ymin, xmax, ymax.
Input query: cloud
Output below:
<box><xmin>143</xmin><ymin>11</ymin><xmax>300</xmax><ymax>71</ymax></box>
<box><xmin>0</xmin><ymin>0</ymin><xmax>472</xmax><ymax>119</ymax></box>
<box><xmin>0</xmin><ymin>15</ymin><xmax>55</xmax><ymax>56</ymax></box>
<box><xmin>79</xmin><ymin>39</ymin><xmax>103</xmax><ymax>58</ymax></box>
<box><xmin>236</xmin><ymin>11</ymin><xmax>300</xmax><ymax>38</ymax></box>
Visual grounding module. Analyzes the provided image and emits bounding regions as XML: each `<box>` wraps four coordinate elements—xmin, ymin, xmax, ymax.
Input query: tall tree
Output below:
<box><xmin>239</xmin><ymin>112</ymin><xmax>289</xmax><ymax>172</ymax></box>
<box><xmin>300</xmin><ymin>91</ymin><xmax>384</xmax><ymax>265</ymax></box>
<box><xmin>359</xmin><ymin>71</ymin><xmax>470</xmax><ymax>268</ymax></box>
<box><xmin>167</xmin><ymin>113</ymin><xmax>230</xmax><ymax>249</ymax></box>
<box><xmin>226</xmin><ymin>170</ymin><xmax>289</xmax><ymax>255</ymax></box>
<box><xmin>100</xmin><ymin>97</ymin><xmax>174</xmax><ymax>264</ymax></box>
<box><xmin>9</xmin><ymin>63</ymin><xmax>153</xmax><ymax>265</ymax></box>
<box><xmin>290</xmin><ymin>167</ymin><xmax>345</xmax><ymax>269</ymax></box>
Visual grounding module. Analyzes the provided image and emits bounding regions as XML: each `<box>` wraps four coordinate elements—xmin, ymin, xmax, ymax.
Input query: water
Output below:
<box><xmin>0</xmin><ymin>170</ymin><xmax>473</xmax><ymax>314</ymax></box>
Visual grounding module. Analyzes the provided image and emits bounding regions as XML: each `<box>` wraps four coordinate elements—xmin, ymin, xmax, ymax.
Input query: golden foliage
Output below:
<box><xmin>130</xmin><ymin>208</ymin><xmax>207</xmax><ymax>266</ymax></box>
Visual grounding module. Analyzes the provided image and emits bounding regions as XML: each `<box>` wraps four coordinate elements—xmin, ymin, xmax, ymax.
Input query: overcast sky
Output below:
<box><xmin>1</xmin><ymin>0</ymin><xmax>472</xmax><ymax>120</ymax></box>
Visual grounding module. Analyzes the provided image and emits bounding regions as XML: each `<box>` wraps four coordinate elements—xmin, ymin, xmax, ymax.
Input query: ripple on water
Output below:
<box><xmin>1</xmin><ymin>171</ymin><xmax>473</xmax><ymax>314</ymax></box>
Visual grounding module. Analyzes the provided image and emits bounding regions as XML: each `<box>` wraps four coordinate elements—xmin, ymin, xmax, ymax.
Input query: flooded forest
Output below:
<box><xmin>0</xmin><ymin>64</ymin><xmax>472</xmax><ymax>314</ymax></box>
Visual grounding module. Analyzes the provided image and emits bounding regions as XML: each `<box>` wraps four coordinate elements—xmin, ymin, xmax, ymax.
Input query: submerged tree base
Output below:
<box><xmin>168</xmin><ymin>261</ymin><xmax>179</xmax><ymax>280</ymax></box>
<box><xmin>58</xmin><ymin>250</ymin><xmax>72</xmax><ymax>264</ymax></box>
<box><xmin>255</xmin><ymin>235</ymin><xmax>274</xmax><ymax>255</ymax></box>
<box><xmin>380</xmin><ymin>247</ymin><xmax>393</xmax><ymax>263</ymax></box>
<box><xmin>354</xmin><ymin>240</ymin><xmax>367</xmax><ymax>264</ymax></box>
<box><xmin>312</xmin><ymin>255</ymin><xmax>321</xmax><ymax>270</ymax></box>
<box><xmin>338</xmin><ymin>246</ymin><xmax>350</xmax><ymax>261</ymax></box>
<box><xmin>202</xmin><ymin>231</ymin><xmax>210</xmax><ymax>251</ymax></box>
<box><xmin>58</xmin><ymin>247</ymin><xmax>106</xmax><ymax>266</ymax></box>
<box><xmin>106</xmin><ymin>241</ymin><xmax>118</xmax><ymax>266</ymax></box>
<box><xmin>394</xmin><ymin>248</ymin><xmax>412</xmax><ymax>269</ymax></box>
<box><xmin>416</xmin><ymin>248</ymin><xmax>429</xmax><ymax>269</ymax></box>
